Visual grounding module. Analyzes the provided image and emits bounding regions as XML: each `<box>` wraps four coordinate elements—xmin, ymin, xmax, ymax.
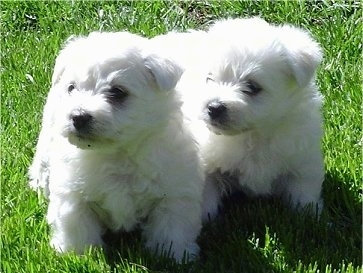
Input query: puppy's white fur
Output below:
<box><xmin>154</xmin><ymin>18</ymin><xmax>325</xmax><ymax>220</ymax></box>
<box><xmin>197</xmin><ymin>18</ymin><xmax>325</xmax><ymax>219</ymax></box>
<box><xmin>29</xmin><ymin>31</ymin><xmax>204</xmax><ymax>261</ymax></box>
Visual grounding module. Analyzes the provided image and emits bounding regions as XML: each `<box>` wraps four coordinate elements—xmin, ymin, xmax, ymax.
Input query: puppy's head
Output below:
<box><xmin>201</xmin><ymin>17</ymin><xmax>323</xmax><ymax>135</ymax></box>
<box><xmin>49</xmin><ymin>31</ymin><xmax>183</xmax><ymax>150</ymax></box>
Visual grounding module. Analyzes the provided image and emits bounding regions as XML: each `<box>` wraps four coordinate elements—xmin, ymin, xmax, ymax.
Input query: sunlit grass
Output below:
<box><xmin>1</xmin><ymin>1</ymin><xmax>361</xmax><ymax>272</ymax></box>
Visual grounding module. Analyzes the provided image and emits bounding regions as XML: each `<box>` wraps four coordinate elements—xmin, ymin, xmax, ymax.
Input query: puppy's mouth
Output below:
<box><xmin>66</xmin><ymin>130</ymin><xmax>117</xmax><ymax>150</ymax></box>
<box><xmin>63</xmin><ymin>111</ymin><xmax>104</xmax><ymax>149</ymax></box>
<box><xmin>67</xmin><ymin>132</ymin><xmax>96</xmax><ymax>149</ymax></box>
<box><xmin>207</xmin><ymin>123</ymin><xmax>248</xmax><ymax>136</ymax></box>
<box><xmin>202</xmin><ymin>101</ymin><xmax>253</xmax><ymax>135</ymax></box>
<box><xmin>206</xmin><ymin>120</ymin><xmax>231</xmax><ymax>135</ymax></box>
<box><xmin>203</xmin><ymin>116</ymin><xmax>252</xmax><ymax>136</ymax></box>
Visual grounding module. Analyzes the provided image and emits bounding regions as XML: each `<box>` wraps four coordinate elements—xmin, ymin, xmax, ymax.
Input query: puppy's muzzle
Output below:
<box><xmin>70</xmin><ymin>110</ymin><xmax>93</xmax><ymax>133</ymax></box>
<box><xmin>207</xmin><ymin>101</ymin><xmax>227</xmax><ymax>120</ymax></box>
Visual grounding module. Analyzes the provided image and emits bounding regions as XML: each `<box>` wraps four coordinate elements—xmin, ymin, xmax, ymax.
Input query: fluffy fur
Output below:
<box><xmin>28</xmin><ymin>31</ymin><xmax>204</xmax><ymax>262</ymax></box>
<box><xmin>197</xmin><ymin>18</ymin><xmax>325</xmax><ymax>219</ymax></box>
<box><xmin>154</xmin><ymin>17</ymin><xmax>325</xmax><ymax>220</ymax></box>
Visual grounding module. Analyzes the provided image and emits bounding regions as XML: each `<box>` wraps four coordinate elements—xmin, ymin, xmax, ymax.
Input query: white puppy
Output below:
<box><xmin>193</xmin><ymin>18</ymin><xmax>325</xmax><ymax>220</ymax></box>
<box><xmin>28</xmin><ymin>31</ymin><xmax>204</xmax><ymax>262</ymax></box>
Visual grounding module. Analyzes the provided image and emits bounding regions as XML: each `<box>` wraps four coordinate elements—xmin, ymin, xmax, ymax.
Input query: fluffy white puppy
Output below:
<box><xmin>195</xmin><ymin>18</ymin><xmax>325</xmax><ymax>220</ymax></box>
<box><xmin>28</xmin><ymin>31</ymin><xmax>204</xmax><ymax>262</ymax></box>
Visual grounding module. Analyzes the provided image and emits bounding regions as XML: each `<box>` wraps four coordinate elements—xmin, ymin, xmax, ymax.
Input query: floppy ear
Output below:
<box><xmin>277</xmin><ymin>25</ymin><xmax>323</xmax><ymax>88</ymax></box>
<box><xmin>143</xmin><ymin>54</ymin><xmax>184</xmax><ymax>92</ymax></box>
<box><xmin>51</xmin><ymin>35</ymin><xmax>81</xmax><ymax>86</ymax></box>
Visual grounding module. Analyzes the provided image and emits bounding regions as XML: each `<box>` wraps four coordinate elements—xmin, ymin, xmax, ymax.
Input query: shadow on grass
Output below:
<box><xmin>102</xmin><ymin>227</ymin><xmax>199</xmax><ymax>272</ymax></box>
<box><xmin>99</xmin><ymin>171</ymin><xmax>361</xmax><ymax>272</ymax></box>
<box><xmin>198</xmin><ymin>171</ymin><xmax>361</xmax><ymax>273</ymax></box>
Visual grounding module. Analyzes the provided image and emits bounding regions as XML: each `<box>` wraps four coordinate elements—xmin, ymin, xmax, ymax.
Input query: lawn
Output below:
<box><xmin>1</xmin><ymin>1</ymin><xmax>361</xmax><ymax>272</ymax></box>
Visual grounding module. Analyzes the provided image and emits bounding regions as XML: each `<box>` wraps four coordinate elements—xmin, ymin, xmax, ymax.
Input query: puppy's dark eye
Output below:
<box><xmin>107</xmin><ymin>86</ymin><xmax>129</xmax><ymax>105</ymax></box>
<box><xmin>242</xmin><ymin>80</ymin><xmax>262</xmax><ymax>96</ymax></box>
<box><xmin>206</xmin><ymin>73</ymin><xmax>215</xmax><ymax>83</ymax></box>
<box><xmin>67</xmin><ymin>83</ymin><xmax>76</xmax><ymax>93</ymax></box>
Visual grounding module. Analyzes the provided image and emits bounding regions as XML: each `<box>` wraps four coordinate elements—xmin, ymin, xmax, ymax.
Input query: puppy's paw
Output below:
<box><xmin>285</xmin><ymin>188</ymin><xmax>323</xmax><ymax>217</ymax></box>
<box><xmin>293</xmin><ymin>197</ymin><xmax>323</xmax><ymax>217</ymax></box>
<box><xmin>146</xmin><ymin>239</ymin><xmax>199</xmax><ymax>263</ymax></box>
<box><xmin>201</xmin><ymin>176</ymin><xmax>222</xmax><ymax>222</ymax></box>
<box><xmin>50</xmin><ymin>234</ymin><xmax>104</xmax><ymax>255</ymax></box>
<box><xmin>181</xmin><ymin>241</ymin><xmax>200</xmax><ymax>261</ymax></box>
<box><xmin>50</xmin><ymin>237</ymin><xmax>69</xmax><ymax>253</ymax></box>
<box><xmin>28</xmin><ymin>161</ymin><xmax>50</xmax><ymax>197</ymax></box>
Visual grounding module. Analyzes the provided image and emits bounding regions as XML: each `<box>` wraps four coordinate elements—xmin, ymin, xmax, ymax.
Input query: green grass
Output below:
<box><xmin>1</xmin><ymin>1</ymin><xmax>361</xmax><ymax>272</ymax></box>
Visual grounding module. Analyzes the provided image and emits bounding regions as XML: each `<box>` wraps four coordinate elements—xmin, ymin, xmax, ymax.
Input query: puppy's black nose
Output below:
<box><xmin>71</xmin><ymin>113</ymin><xmax>93</xmax><ymax>131</ymax></box>
<box><xmin>207</xmin><ymin>101</ymin><xmax>227</xmax><ymax>120</ymax></box>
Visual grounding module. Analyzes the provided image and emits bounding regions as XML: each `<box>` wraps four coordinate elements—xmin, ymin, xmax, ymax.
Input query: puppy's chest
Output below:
<box><xmin>206</xmin><ymin>137</ymin><xmax>284</xmax><ymax>184</ymax></box>
<box><xmin>79</xmin><ymin>159</ymin><xmax>162</xmax><ymax>229</ymax></box>
<box><xmin>81</xmin><ymin>158</ymin><xmax>160</xmax><ymax>199</ymax></box>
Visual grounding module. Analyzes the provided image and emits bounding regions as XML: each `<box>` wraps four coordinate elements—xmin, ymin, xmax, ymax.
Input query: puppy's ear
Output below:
<box><xmin>277</xmin><ymin>26</ymin><xmax>323</xmax><ymax>88</ymax></box>
<box><xmin>143</xmin><ymin>54</ymin><xmax>183</xmax><ymax>92</ymax></box>
<box><xmin>51</xmin><ymin>35</ymin><xmax>80</xmax><ymax>86</ymax></box>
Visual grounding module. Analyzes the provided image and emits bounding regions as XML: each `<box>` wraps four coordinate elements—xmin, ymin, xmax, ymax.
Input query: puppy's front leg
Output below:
<box><xmin>285</xmin><ymin>176</ymin><xmax>324</xmax><ymax>215</ymax></box>
<box><xmin>29</xmin><ymin>87</ymin><xmax>60</xmax><ymax>197</ymax></box>
<box><xmin>143</xmin><ymin>198</ymin><xmax>201</xmax><ymax>262</ymax></box>
<box><xmin>285</xmin><ymin>158</ymin><xmax>324</xmax><ymax>215</ymax></box>
<box><xmin>47</xmin><ymin>195</ymin><xmax>105</xmax><ymax>254</ymax></box>
<box><xmin>201</xmin><ymin>174</ymin><xmax>222</xmax><ymax>222</ymax></box>
<box><xmin>28</xmin><ymin>135</ymin><xmax>50</xmax><ymax>196</ymax></box>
